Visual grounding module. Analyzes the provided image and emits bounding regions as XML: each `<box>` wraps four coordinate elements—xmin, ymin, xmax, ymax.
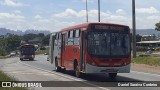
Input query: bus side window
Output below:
<box><xmin>65</xmin><ymin>33</ymin><xmax>68</xmax><ymax>45</ymax></box>
<box><xmin>67</xmin><ymin>31</ymin><xmax>70</xmax><ymax>38</ymax></box>
<box><xmin>75</xmin><ymin>29</ymin><xmax>80</xmax><ymax>38</ymax></box>
<box><xmin>70</xmin><ymin>30</ymin><xmax>73</xmax><ymax>38</ymax></box>
<box><xmin>74</xmin><ymin>29</ymin><xmax>80</xmax><ymax>45</ymax></box>
<box><xmin>68</xmin><ymin>30</ymin><xmax>73</xmax><ymax>45</ymax></box>
<box><xmin>59</xmin><ymin>33</ymin><xmax>61</xmax><ymax>40</ymax></box>
<box><xmin>56</xmin><ymin>33</ymin><xmax>59</xmax><ymax>40</ymax></box>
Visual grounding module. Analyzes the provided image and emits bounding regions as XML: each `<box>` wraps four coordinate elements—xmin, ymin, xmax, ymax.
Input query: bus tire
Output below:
<box><xmin>61</xmin><ymin>68</ymin><xmax>66</xmax><ymax>73</ymax></box>
<box><xmin>55</xmin><ymin>57</ymin><xmax>61</xmax><ymax>72</ymax></box>
<box><xmin>20</xmin><ymin>58</ymin><xmax>23</xmax><ymax>61</ymax></box>
<box><xmin>108</xmin><ymin>73</ymin><xmax>117</xmax><ymax>79</ymax></box>
<box><xmin>74</xmin><ymin>61</ymin><xmax>81</xmax><ymax>78</ymax></box>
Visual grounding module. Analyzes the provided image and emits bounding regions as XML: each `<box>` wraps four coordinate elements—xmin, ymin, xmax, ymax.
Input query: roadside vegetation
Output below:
<box><xmin>35</xmin><ymin>47</ymin><xmax>48</xmax><ymax>55</ymax></box>
<box><xmin>132</xmin><ymin>55</ymin><xmax>160</xmax><ymax>66</ymax></box>
<box><xmin>0</xmin><ymin>56</ymin><xmax>10</xmax><ymax>59</ymax></box>
<box><xmin>0</xmin><ymin>70</ymin><xmax>27</xmax><ymax>90</ymax></box>
<box><xmin>0</xmin><ymin>33</ymin><xmax>50</xmax><ymax>58</ymax></box>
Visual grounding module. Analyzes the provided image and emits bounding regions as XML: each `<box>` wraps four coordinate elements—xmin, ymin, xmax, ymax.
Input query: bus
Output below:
<box><xmin>49</xmin><ymin>22</ymin><xmax>131</xmax><ymax>79</ymax></box>
<box><xmin>20</xmin><ymin>44</ymin><xmax>36</xmax><ymax>61</ymax></box>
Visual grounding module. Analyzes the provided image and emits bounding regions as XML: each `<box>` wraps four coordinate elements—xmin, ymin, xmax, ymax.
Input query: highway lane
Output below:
<box><xmin>1</xmin><ymin>57</ymin><xmax>104</xmax><ymax>90</ymax></box>
<box><xmin>20</xmin><ymin>55</ymin><xmax>160</xmax><ymax>90</ymax></box>
<box><xmin>21</xmin><ymin>55</ymin><xmax>160</xmax><ymax>81</ymax></box>
<box><xmin>1</xmin><ymin>55</ymin><xmax>160</xmax><ymax>90</ymax></box>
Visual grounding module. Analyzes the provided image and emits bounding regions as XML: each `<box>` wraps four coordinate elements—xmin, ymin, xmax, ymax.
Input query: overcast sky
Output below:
<box><xmin>0</xmin><ymin>0</ymin><xmax>159</xmax><ymax>32</ymax></box>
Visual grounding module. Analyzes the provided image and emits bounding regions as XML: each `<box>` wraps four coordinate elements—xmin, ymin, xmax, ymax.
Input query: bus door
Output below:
<box><xmin>80</xmin><ymin>31</ymin><xmax>87</xmax><ymax>71</ymax></box>
<box><xmin>53</xmin><ymin>33</ymin><xmax>61</xmax><ymax>67</ymax></box>
<box><xmin>51</xmin><ymin>35</ymin><xmax>56</xmax><ymax>64</ymax></box>
<box><xmin>61</xmin><ymin>34</ymin><xmax>65</xmax><ymax>67</ymax></box>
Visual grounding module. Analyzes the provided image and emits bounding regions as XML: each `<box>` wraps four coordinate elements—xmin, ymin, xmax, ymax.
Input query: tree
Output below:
<box><xmin>41</xmin><ymin>34</ymin><xmax>50</xmax><ymax>46</ymax></box>
<box><xmin>155</xmin><ymin>22</ymin><xmax>160</xmax><ymax>31</ymax></box>
<box><xmin>0</xmin><ymin>38</ymin><xmax>7</xmax><ymax>56</ymax></box>
<box><xmin>6</xmin><ymin>35</ymin><xmax>21</xmax><ymax>51</ymax></box>
<box><xmin>0</xmin><ymin>38</ymin><xmax>5</xmax><ymax>47</ymax></box>
<box><xmin>38</xmin><ymin>33</ymin><xmax>44</xmax><ymax>38</ymax></box>
<box><xmin>23</xmin><ymin>33</ymin><xmax>37</xmax><ymax>42</ymax></box>
<box><xmin>136</xmin><ymin>34</ymin><xmax>142</xmax><ymax>42</ymax></box>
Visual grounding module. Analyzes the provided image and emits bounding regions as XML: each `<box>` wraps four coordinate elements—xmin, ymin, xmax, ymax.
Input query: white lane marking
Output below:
<box><xmin>131</xmin><ymin>71</ymin><xmax>160</xmax><ymax>77</ymax></box>
<box><xmin>3</xmin><ymin>71</ymin><xmax>54</xmax><ymax>75</ymax></box>
<box><xmin>19</xmin><ymin>61</ymin><xmax>110</xmax><ymax>90</ymax></box>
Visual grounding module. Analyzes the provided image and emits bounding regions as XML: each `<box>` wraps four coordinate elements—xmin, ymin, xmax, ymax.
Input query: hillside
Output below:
<box><xmin>136</xmin><ymin>29</ymin><xmax>160</xmax><ymax>36</ymax></box>
<box><xmin>0</xmin><ymin>28</ymin><xmax>50</xmax><ymax>35</ymax></box>
<box><xmin>0</xmin><ymin>28</ymin><xmax>159</xmax><ymax>36</ymax></box>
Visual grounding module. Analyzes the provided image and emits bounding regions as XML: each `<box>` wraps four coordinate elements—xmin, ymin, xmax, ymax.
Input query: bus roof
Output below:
<box><xmin>61</xmin><ymin>22</ymin><xmax>129</xmax><ymax>32</ymax></box>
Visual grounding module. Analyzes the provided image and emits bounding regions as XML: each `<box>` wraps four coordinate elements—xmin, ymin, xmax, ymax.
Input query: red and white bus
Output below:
<box><xmin>49</xmin><ymin>22</ymin><xmax>131</xmax><ymax>79</ymax></box>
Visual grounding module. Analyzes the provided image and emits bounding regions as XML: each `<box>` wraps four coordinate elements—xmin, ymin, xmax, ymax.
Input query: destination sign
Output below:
<box><xmin>94</xmin><ymin>25</ymin><xmax>126</xmax><ymax>30</ymax></box>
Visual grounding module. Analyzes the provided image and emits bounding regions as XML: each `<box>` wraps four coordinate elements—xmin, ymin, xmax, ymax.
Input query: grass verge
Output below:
<box><xmin>132</xmin><ymin>56</ymin><xmax>160</xmax><ymax>66</ymax></box>
<box><xmin>35</xmin><ymin>48</ymin><xmax>48</xmax><ymax>55</ymax></box>
<box><xmin>0</xmin><ymin>55</ymin><xmax>10</xmax><ymax>59</ymax></box>
<box><xmin>0</xmin><ymin>70</ymin><xmax>27</xmax><ymax>90</ymax></box>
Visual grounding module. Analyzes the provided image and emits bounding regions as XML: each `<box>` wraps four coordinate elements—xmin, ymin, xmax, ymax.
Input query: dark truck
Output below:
<box><xmin>20</xmin><ymin>44</ymin><xmax>35</xmax><ymax>61</ymax></box>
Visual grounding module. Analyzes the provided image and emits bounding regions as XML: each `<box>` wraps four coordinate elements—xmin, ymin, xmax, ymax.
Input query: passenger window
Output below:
<box><xmin>59</xmin><ymin>33</ymin><xmax>61</xmax><ymax>39</ymax></box>
<box><xmin>69</xmin><ymin>30</ymin><xmax>73</xmax><ymax>38</ymax></box>
<box><xmin>67</xmin><ymin>31</ymin><xmax>70</xmax><ymax>38</ymax></box>
<box><xmin>56</xmin><ymin>33</ymin><xmax>59</xmax><ymax>39</ymax></box>
<box><xmin>75</xmin><ymin>29</ymin><xmax>80</xmax><ymax>37</ymax></box>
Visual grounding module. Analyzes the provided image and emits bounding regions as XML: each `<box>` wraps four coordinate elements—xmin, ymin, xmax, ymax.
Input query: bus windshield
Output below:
<box><xmin>21</xmin><ymin>47</ymin><xmax>35</xmax><ymax>54</ymax></box>
<box><xmin>88</xmin><ymin>31</ymin><xmax>130</xmax><ymax>57</ymax></box>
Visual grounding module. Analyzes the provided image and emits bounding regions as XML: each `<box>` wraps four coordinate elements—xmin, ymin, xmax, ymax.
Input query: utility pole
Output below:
<box><xmin>132</xmin><ymin>0</ymin><xmax>136</xmax><ymax>58</ymax></box>
<box><xmin>86</xmin><ymin>0</ymin><xmax>88</xmax><ymax>22</ymax></box>
<box><xmin>98</xmin><ymin>0</ymin><xmax>100</xmax><ymax>22</ymax></box>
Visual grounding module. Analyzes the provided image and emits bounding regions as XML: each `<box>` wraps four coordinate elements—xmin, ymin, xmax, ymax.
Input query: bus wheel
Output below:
<box><xmin>55</xmin><ymin>58</ymin><xmax>61</xmax><ymax>72</ymax></box>
<box><xmin>20</xmin><ymin>58</ymin><xmax>23</xmax><ymax>61</ymax></box>
<box><xmin>108</xmin><ymin>73</ymin><xmax>117</xmax><ymax>79</ymax></box>
<box><xmin>61</xmin><ymin>68</ymin><xmax>66</xmax><ymax>73</ymax></box>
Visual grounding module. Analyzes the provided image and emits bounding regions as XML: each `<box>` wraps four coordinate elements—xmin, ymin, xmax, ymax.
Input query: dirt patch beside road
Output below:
<box><xmin>131</xmin><ymin>63</ymin><xmax>160</xmax><ymax>75</ymax></box>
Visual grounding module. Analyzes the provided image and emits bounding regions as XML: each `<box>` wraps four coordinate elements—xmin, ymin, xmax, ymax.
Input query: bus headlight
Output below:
<box><xmin>32</xmin><ymin>55</ymin><xmax>34</xmax><ymax>58</ymax></box>
<box><xmin>87</xmin><ymin>60</ymin><xmax>96</xmax><ymax>66</ymax></box>
<box><xmin>23</xmin><ymin>55</ymin><xmax>25</xmax><ymax>58</ymax></box>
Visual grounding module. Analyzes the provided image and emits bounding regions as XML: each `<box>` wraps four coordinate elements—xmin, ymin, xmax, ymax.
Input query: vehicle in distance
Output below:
<box><xmin>10</xmin><ymin>51</ymin><xmax>16</xmax><ymax>56</ymax></box>
<box><xmin>44</xmin><ymin>52</ymin><xmax>48</xmax><ymax>55</ymax></box>
<box><xmin>19</xmin><ymin>44</ymin><xmax>36</xmax><ymax>61</ymax></box>
<box><xmin>48</xmin><ymin>22</ymin><xmax>131</xmax><ymax>79</ymax></box>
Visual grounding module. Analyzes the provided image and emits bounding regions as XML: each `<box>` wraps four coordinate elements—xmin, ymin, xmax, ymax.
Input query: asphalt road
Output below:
<box><xmin>0</xmin><ymin>55</ymin><xmax>160</xmax><ymax>90</ymax></box>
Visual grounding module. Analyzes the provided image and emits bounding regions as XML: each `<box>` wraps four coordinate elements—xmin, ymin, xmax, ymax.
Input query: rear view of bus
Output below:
<box><xmin>86</xmin><ymin>23</ymin><xmax>131</xmax><ymax>78</ymax></box>
<box><xmin>20</xmin><ymin>44</ymin><xmax>35</xmax><ymax>61</ymax></box>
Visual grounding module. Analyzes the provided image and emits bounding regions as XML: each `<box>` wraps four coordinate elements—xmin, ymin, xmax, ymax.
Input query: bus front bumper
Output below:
<box><xmin>85</xmin><ymin>64</ymin><xmax>130</xmax><ymax>74</ymax></box>
<box><xmin>21</xmin><ymin>55</ymin><xmax>35</xmax><ymax>59</ymax></box>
